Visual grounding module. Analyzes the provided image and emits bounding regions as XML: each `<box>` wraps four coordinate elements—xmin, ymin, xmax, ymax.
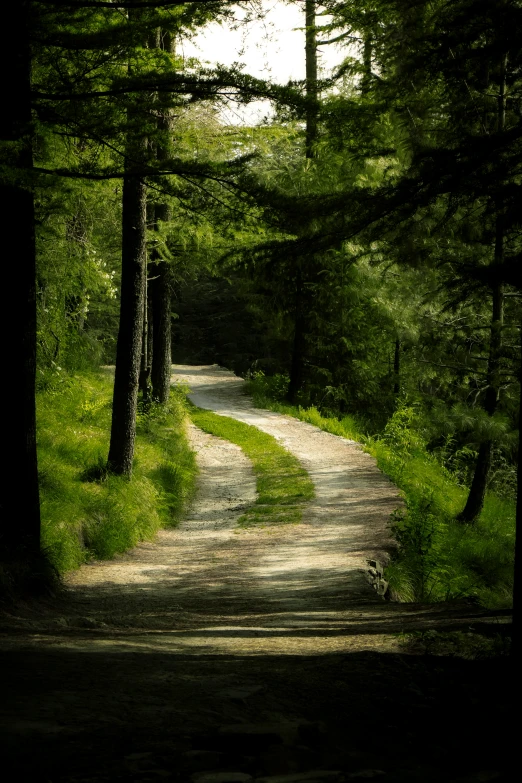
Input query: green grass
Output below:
<box><xmin>366</xmin><ymin>426</ymin><xmax>515</xmax><ymax>608</ymax></box>
<box><xmin>245</xmin><ymin>377</ymin><xmax>363</xmax><ymax>442</ymax></box>
<box><xmin>37</xmin><ymin>369</ymin><xmax>197</xmax><ymax>575</ymax></box>
<box><xmin>245</xmin><ymin>373</ymin><xmax>515</xmax><ymax>608</ymax></box>
<box><xmin>188</xmin><ymin>405</ymin><xmax>314</xmax><ymax>528</ymax></box>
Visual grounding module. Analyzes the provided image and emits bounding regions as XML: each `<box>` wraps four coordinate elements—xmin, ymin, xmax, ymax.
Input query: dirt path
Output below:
<box><xmin>0</xmin><ymin>365</ymin><xmax>512</xmax><ymax>782</ymax></box>
<box><xmin>4</xmin><ymin>364</ymin><xmax>401</xmax><ymax>653</ymax></box>
<box><xmin>174</xmin><ymin>365</ymin><xmax>400</xmax><ymax>608</ymax></box>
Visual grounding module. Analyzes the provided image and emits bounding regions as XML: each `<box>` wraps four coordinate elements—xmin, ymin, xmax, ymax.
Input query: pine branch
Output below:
<box><xmin>37</xmin><ymin>1</ymin><xmax>241</xmax><ymax>8</ymax></box>
<box><xmin>32</xmin><ymin>70</ymin><xmax>307</xmax><ymax>108</ymax></box>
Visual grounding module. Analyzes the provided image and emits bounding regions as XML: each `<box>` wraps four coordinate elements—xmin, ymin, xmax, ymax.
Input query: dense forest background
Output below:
<box><xmin>1</xmin><ymin>1</ymin><xmax>520</xmax><ymax>637</ymax></box>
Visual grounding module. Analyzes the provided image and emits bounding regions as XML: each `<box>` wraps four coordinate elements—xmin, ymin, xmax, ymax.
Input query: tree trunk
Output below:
<box><xmin>107</xmin><ymin>7</ymin><xmax>148</xmax><ymax>476</ymax></box>
<box><xmin>513</xmin><ymin>322</ymin><xmax>522</xmax><ymax>659</ymax></box>
<box><xmin>459</xmin><ymin>281</ymin><xmax>503</xmax><ymax>522</ymax></box>
<box><xmin>459</xmin><ymin>440</ymin><xmax>493</xmax><ymax>523</ymax></box>
<box><xmin>459</xmin><ymin>55</ymin><xmax>507</xmax><ymax>523</ymax></box>
<box><xmin>0</xmin><ymin>2</ymin><xmax>41</xmax><ymax>556</ymax></box>
<box><xmin>288</xmin><ymin>3</ymin><xmax>318</xmax><ymax>402</ymax></box>
<box><xmin>361</xmin><ymin>32</ymin><xmax>373</xmax><ymax>95</ymax></box>
<box><xmin>149</xmin><ymin>30</ymin><xmax>173</xmax><ymax>404</ymax></box>
<box><xmin>107</xmin><ymin>153</ymin><xmax>147</xmax><ymax>476</ymax></box>
<box><xmin>288</xmin><ymin>271</ymin><xmax>306</xmax><ymax>405</ymax></box>
<box><xmin>148</xmin><ymin>201</ymin><xmax>172</xmax><ymax>405</ymax></box>
<box><xmin>149</xmin><ymin>262</ymin><xmax>172</xmax><ymax>403</ymax></box>
<box><xmin>139</xmin><ymin>254</ymin><xmax>151</xmax><ymax>404</ymax></box>
<box><xmin>305</xmin><ymin>0</ymin><xmax>318</xmax><ymax>160</ymax></box>
<box><xmin>147</xmin><ymin>280</ymin><xmax>154</xmax><ymax>375</ymax></box>
<box><xmin>393</xmin><ymin>338</ymin><xmax>401</xmax><ymax>397</ymax></box>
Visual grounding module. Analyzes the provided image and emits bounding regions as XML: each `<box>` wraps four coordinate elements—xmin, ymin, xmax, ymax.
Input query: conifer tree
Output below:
<box><xmin>149</xmin><ymin>29</ymin><xmax>175</xmax><ymax>405</ymax></box>
<box><xmin>32</xmin><ymin>1</ymin><xmax>305</xmax><ymax>479</ymax></box>
<box><xmin>288</xmin><ymin>0</ymin><xmax>319</xmax><ymax>404</ymax></box>
<box><xmin>107</xmin><ymin>9</ymin><xmax>148</xmax><ymax>475</ymax></box>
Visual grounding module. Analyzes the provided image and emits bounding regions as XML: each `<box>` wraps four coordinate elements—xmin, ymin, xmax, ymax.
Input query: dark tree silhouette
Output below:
<box><xmin>0</xmin><ymin>2</ymin><xmax>41</xmax><ymax>560</ymax></box>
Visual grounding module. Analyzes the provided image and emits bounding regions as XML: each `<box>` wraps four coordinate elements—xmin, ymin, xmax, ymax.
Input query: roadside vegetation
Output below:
<box><xmin>36</xmin><ymin>369</ymin><xmax>196</xmax><ymax>580</ymax></box>
<box><xmin>188</xmin><ymin>404</ymin><xmax>314</xmax><ymax>528</ymax></box>
<box><xmin>246</xmin><ymin>372</ymin><xmax>515</xmax><ymax>609</ymax></box>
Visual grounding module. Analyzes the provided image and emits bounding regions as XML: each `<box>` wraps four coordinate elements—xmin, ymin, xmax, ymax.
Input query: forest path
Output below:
<box><xmin>6</xmin><ymin>364</ymin><xmax>402</xmax><ymax>654</ymax></box>
<box><xmin>172</xmin><ymin>363</ymin><xmax>399</xmax><ymax>618</ymax></box>
<box><xmin>0</xmin><ymin>365</ymin><xmax>510</xmax><ymax>782</ymax></box>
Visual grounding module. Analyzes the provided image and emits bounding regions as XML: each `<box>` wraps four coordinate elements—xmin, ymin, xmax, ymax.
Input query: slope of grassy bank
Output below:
<box><xmin>38</xmin><ymin>369</ymin><xmax>197</xmax><ymax>575</ymax></box>
<box><xmin>189</xmin><ymin>405</ymin><xmax>314</xmax><ymax>528</ymax></box>
<box><xmin>246</xmin><ymin>373</ymin><xmax>515</xmax><ymax>608</ymax></box>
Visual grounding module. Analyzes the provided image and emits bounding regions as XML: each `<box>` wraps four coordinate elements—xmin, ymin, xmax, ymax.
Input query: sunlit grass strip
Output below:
<box><xmin>189</xmin><ymin>405</ymin><xmax>314</xmax><ymax>528</ymax></box>
<box><xmin>37</xmin><ymin>370</ymin><xmax>197</xmax><ymax>574</ymax></box>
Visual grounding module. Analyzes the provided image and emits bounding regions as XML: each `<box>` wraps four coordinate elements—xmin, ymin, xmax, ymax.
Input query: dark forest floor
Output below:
<box><xmin>0</xmin><ymin>610</ymin><xmax>514</xmax><ymax>782</ymax></box>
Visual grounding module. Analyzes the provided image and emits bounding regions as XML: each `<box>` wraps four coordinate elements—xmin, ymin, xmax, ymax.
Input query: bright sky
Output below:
<box><xmin>180</xmin><ymin>0</ymin><xmax>346</xmax><ymax>124</ymax></box>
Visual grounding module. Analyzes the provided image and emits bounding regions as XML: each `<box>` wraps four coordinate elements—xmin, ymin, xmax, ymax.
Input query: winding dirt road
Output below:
<box><xmin>0</xmin><ymin>366</ymin><xmax>510</xmax><ymax>783</ymax></box>
<box><xmin>174</xmin><ymin>364</ymin><xmax>400</xmax><ymax>613</ymax></box>
<box><xmin>30</xmin><ymin>364</ymin><xmax>401</xmax><ymax>655</ymax></box>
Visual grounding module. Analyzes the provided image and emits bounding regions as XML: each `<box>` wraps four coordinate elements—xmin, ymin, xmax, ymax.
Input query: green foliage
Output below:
<box><xmin>188</xmin><ymin>404</ymin><xmax>314</xmax><ymax>528</ymax></box>
<box><xmin>379</xmin><ymin>401</ymin><xmax>427</xmax><ymax>454</ymax></box>
<box><xmin>386</xmin><ymin>503</ymin><xmax>452</xmax><ymax>603</ymax></box>
<box><xmin>247</xmin><ymin>378</ymin><xmax>515</xmax><ymax>608</ymax></box>
<box><xmin>37</xmin><ymin>370</ymin><xmax>197</xmax><ymax>574</ymax></box>
<box><xmin>246</xmin><ymin>371</ymin><xmax>365</xmax><ymax>441</ymax></box>
<box><xmin>246</xmin><ymin>371</ymin><xmax>290</xmax><ymax>404</ymax></box>
<box><xmin>36</xmin><ymin>179</ymin><xmax>121</xmax><ymax>375</ymax></box>
<box><xmin>367</xmin><ymin>406</ymin><xmax>515</xmax><ymax>606</ymax></box>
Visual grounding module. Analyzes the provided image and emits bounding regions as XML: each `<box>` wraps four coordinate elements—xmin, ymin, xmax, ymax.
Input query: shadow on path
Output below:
<box><xmin>0</xmin><ymin>642</ymin><xmax>513</xmax><ymax>782</ymax></box>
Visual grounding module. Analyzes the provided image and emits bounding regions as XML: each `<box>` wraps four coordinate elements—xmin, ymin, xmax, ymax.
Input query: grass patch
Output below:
<box><xmin>37</xmin><ymin>369</ymin><xmax>197</xmax><ymax>575</ymax></box>
<box><xmin>245</xmin><ymin>373</ymin><xmax>515</xmax><ymax>608</ymax></box>
<box><xmin>188</xmin><ymin>405</ymin><xmax>314</xmax><ymax>528</ymax></box>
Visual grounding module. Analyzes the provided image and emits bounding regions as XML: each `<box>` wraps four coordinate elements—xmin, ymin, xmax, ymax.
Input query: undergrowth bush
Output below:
<box><xmin>37</xmin><ymin>369</ymin><xmax>196</xmax><ymax>575</ymax></box>
<box><xmin>246</xmin><ymin>373</ymin><xmax>515</xmax><ymax>608</ymax></box>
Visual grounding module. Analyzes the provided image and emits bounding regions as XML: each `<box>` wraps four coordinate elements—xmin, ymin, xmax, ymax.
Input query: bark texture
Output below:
<box><xmin>288</xmin><ymin>2</ymin><xmax>318</xmax><ymax>402</ymax></box>
<box><xmin>139</xmin><ymin>259</ymin><xmax>151</xmax><ymax>403</ymax></box>
<box><xmin>149</xmin><ymin>261</ymin><xmax>172</xmax><ymax>403</ymax></box>
<box><xmin>459</xmin><ymin>55</ymin><xmax>507</xmax><ymax>523</ymax></box>
<box><xmin>148</xmin><ymin>31</ymin><xmax>174</xmax><ymax>404</ymax></box>
<box><xmin>107</xmin><ymin>158</ymin><xmax>147</xmax><ymax>476</ymax></box>
<box><xmin>458</xmin><ymin>282</ymin><xmax>503</xmax><ymax>522</ymax></box>
<box><xmin>288</xmin><ymin>272</ymin><xmax>306</xmax><ymax>405</ymax></box>
<box><xmin>305</xmin><ymin>0</ymin><xmax>318</xmax><ymax>160</ymax></box>
<box><xmin>148</xmin><ymin>201</ymin><xmax>172</xmax><ymax>404</ymax></box>
<box><xmin>513</xmin><ymin>323</ymin><xmax>522</xmax><ymax>658</ymax></box>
